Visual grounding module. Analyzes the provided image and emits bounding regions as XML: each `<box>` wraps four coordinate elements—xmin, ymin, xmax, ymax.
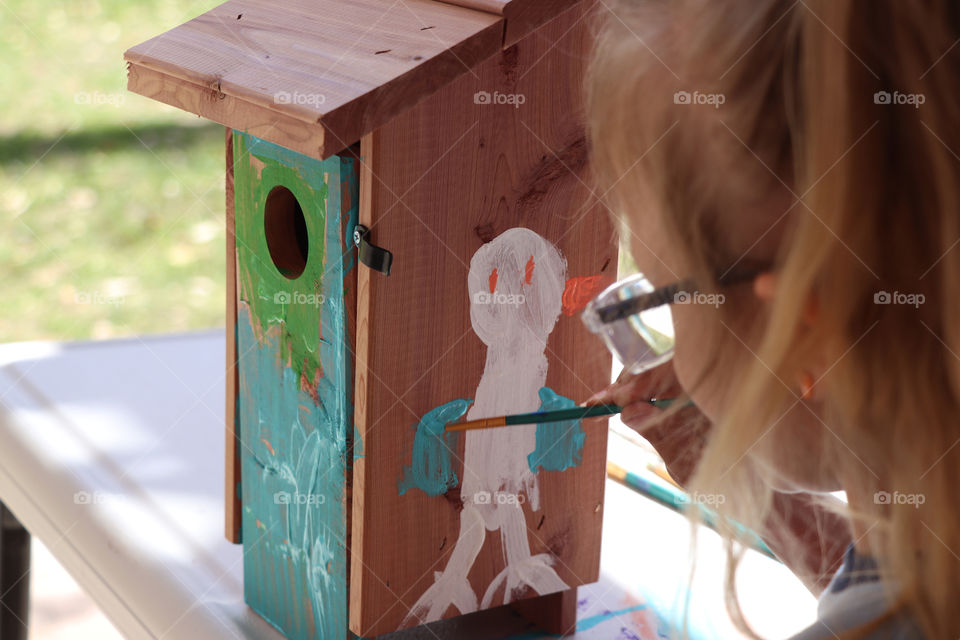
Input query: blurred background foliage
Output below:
<box><xmin>1</xmin><ymin>0</ymin><xmax>225</xmax><ymax>341</ymax></box>
<box><xmin>1</xmin><ymin>1</ymin><xmax>638</xmax><ymax>343</ymax></box>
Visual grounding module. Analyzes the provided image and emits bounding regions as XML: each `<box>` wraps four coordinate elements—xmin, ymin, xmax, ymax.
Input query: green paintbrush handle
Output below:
<box><xmin>504</xmin><ymin>397</ymin><xmax>683</xmax><ymax>427</ymax></box>
<box><xmin>504</xmin><ymin>403</ymin><xmax>622</xmax><ymax>426</ymax></box>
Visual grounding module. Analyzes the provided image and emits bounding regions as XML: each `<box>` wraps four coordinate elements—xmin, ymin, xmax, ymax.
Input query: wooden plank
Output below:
<box><xmin>225</xmin><ymin>127</ymin><xmax>242</xmax><ymax>544</ymax></box>
<box><xmin>234</xmin><ymin>132</ymin><xmax>359</xmax><ymax>639</ymax></box>
<box><xmin>127</xmin><ymin>64</ymin><xmax>329</xmax><ymax>159</ymax></box>
<box><xmin>350</xmin><ymin>3</ymin><xmax>613</xmax><ymax>636</ymax></box>
<box><xmin>340</xmin><ymin>143</ymin><xmax>362</xmax><ymax>640</ymax></box>
<box><xmin>350</xmin><ymin>129</ymin><xmax>374</xmax><ymax>636</ymax></box>
<box><xmin>433</xmin><ymin>0</ymin><xmax>581</xmax><ymax>46</ymax></box>
<box><xmin>436</xmin><ymin>0</ymin><xmax>509</xmax><ymax>14</ymax></box>
<box><xmin>124</xmin><ymin>0</ymin><xmax>503</xmax><ymax>160</ymax></box>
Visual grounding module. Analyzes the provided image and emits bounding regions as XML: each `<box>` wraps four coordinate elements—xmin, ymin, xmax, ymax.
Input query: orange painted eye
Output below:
<box><xmin>489</xmin><ymin>268</ymin><xmax>498</xmax><ymax>293</ymax></box>
<box><xmin>524</xmin><ymin>255</ymin><xmax>535</xmax><ymax>285</ymax></box>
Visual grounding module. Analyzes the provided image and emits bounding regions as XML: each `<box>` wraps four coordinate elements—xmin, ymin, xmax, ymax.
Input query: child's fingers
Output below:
<box><xmin>585</xmin><ymin>361</ymin><xmax>680</xmax><ymax>407</ymax></box>
<box><xmin>620</xmin><ymin>400</ymin><xmax>659</xmax><ymax>427</ymax></box>
<box><xmin>584</xmin><ymin>387</ymin><xmax>613</xmax><ymax>405</ymax></box>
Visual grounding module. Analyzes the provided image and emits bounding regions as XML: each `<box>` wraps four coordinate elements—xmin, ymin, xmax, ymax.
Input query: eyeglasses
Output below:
<box><xmin>581</xmin><ymin>271</ymin><xmax>757</xmax><ymax>374</ymax></box>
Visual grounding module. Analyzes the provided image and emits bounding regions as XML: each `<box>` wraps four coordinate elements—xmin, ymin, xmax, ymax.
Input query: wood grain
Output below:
<box><xmin>349</xmin><ymin>3</ymin><xmax>614</xmax><ymax>635</ymax></box>
<box><xmin>233</xmin><ymin>134</ymin><xmax>359</xmax><ymax>638</ymax></box>
<box><xmin>509</xmin><ymin>587</ymin><xmax>578</xmax><ymax>636</ymax></box>
<box><xmin>124</xmin><ymin>0</ymin><xmax>503</xmax><ymax>159</ymax></box>
<box><xmin>341</xmin><ymin>144</ymin><xmax>362</xmax><ymax>640</ymax></box>
<box><xmin>127</xmin><ymin>64</ymin><xmax>329</xmax><ymax>159</ymax></box>
<box><xmin>436</xmin><ymin>0</ymin><xmax>581</xmax><ymax>45</ymax></box>
<box><xmin>225</xmin><ymin>127</ymin><xmax>242</xmax><ymax>544</ymax></box>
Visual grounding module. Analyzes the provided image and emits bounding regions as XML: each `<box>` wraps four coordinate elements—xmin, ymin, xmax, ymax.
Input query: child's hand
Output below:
<box><xmin>588</xmin><ymin>362</ymin><xmax>711</xmax><ymax>486</ymax></box>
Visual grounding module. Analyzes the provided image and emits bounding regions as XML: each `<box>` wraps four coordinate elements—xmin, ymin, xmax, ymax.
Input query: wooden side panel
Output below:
<box><xmin>350</xmin><ymin>3</ymin><xmax>615</xmax><ymax>636</ymax></box>
<box><xmin>225</xmin><ymin>127</ymin><xmax>242</xmax><ymax>544</ymax></box>
<box><xmin>234</xmin><ymin>132</ymin><xmax>359</xmax><ymax>639</ymax></box>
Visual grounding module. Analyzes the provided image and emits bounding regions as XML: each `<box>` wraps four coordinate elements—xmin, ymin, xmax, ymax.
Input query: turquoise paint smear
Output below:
<box><xmin>398</xmin><ymin>385</ymin><xmax>583</xmax><ymax>499</ymax></box>
<box><xmin>527</xmin><ymin>387</ymin><xmax>587</xmax><ymax>473</ymax></box>
<box><xmin>239</xmin><ymin>305</ymin><xmax>349</xmax><ymax>640</ymax></box>
<box><xmin>334</xmin><ymin>152</ymin><xmax>363</xmax><ymax>466</ymax></box>
<box><xmin>245</xmin><ymin>134</ymin><xmax>329</xmax><ymax>187</ymax></box>
<box><xmin>577</xmin><ymin>604</ymin><xmax>649</xmax><ymax>631</ymax></box>
<box><xmin>237</xmin><ymin>134</ymin><xmax>358</xmax><ymax>640</ymax></box>
<box><xmin>398</xmin><ymin>398</ymin><xmax>472</xmax><ymax>496</ymax></box>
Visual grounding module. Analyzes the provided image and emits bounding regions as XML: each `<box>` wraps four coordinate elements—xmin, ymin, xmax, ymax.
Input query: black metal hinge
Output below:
<box><xmin>353</xmin><ymin>224</ymin><xmax>393</xmax><ymax>276</ymax></box>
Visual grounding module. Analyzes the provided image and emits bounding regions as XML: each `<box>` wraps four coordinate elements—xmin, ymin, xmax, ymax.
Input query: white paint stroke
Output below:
<box><xmin>403</xmin><ymin>227</ymin><xmax>570</xmax><ymax>627</ymax></box>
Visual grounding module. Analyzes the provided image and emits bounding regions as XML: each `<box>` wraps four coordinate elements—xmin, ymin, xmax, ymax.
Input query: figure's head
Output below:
<box><xmin>468</xmin><ymin>228</ymin><xmax>567</xmax><ymax>346</ymax></box>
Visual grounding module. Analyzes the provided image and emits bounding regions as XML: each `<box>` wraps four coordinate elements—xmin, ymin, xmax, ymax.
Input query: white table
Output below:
<box><xmin>0</xmin><ymin>332</ymin><xmax>815</xmax><ymax>639</ymax></box>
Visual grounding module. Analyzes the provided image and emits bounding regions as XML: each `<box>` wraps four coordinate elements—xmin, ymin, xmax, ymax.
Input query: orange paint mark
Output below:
<box><xmin>632</xmin><ymin>608</ymin><xmax>659</xmax><ymax>638</ymax></box>
<box><xmin>488</xmin><ymin>268</ymin><xmax>498</xmax><ymax>293</ymax></box>
<box><xmin>260</xmin><ymin>438</ymin><xmax>276</xmax><ymax>456</ymax></box>
<box><xmin>256</xmin><ymin>519</ymin><xmax>265</xmax><ymax>530</ymax></box>
<box><xmin>562</xmin><ymin>275</ymin><xmax>613</xmax><ymax>316</ymax></box>
<box><xmin>524</xmin><ymin>255</ymin><xmax>535</xmax><ymax>285</ymax></box>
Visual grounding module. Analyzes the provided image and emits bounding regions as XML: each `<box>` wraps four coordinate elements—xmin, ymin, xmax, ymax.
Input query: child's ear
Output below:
<box><xmin>753</xmin><ymin>271</ymin><xmax>824</xmax><ymax>399</ymax></box>
<box><xmin>753</xmin><ymin>272</ymin><xmax>777</xmax><ymax>302</ymax></box>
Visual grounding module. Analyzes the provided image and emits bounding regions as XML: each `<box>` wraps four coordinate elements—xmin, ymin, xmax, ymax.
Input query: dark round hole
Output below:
<box><xmin>264</xmin><ymin>185</ymin><xmax>309</xmax><ymax>279</ymax></box>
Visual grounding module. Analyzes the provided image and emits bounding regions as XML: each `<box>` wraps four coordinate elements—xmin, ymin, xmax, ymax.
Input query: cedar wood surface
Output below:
<box><xmin>125</xmin><ymin>0</ymin><xmax>503</xmax><ymax>159</ymax></box>
<box><xmin>225</xmin><ymin>127</ymin><xmax>241</xmax><ymax>543</ymax></box>
<box><xmin>351</xmin><ymin>3</ymin><xmax>614</xmax><ymax>635</ymax></box>
<box><xmin>437</xmin><ymin>0</ymin><xmax>580</xmax><ymax>45</ymax></box>
<box><xmin>510</xmin><ymin>588</ymin><xmax>579</xmax><ymax>635</ymax></box>
<box><xmin>124</xmin><ymin>0</ymin><xmax>585</xmax><ymax>159</ymax></box>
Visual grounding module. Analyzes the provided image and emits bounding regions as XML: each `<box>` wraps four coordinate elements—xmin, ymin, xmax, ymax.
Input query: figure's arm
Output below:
<box><xmin>398</xmin><ymin>398</ymin><xmax>472</xmax><ymax>497</ymax></box>
<box><xmin>528</xmin><ymin>387</ymin><xmax>586</xmax><ymax>474</ymax></box>
<box><xmin>590</xmin><ymin>363</ymin><xmax>849</xmax><ymax>595</ymax></box>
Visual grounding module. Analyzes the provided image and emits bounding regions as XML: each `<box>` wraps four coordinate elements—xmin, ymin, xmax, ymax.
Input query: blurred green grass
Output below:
<box><xmin>1</xmin><ymin>0</ymin><xmax>226</xmax><ymax>341</ymax></box>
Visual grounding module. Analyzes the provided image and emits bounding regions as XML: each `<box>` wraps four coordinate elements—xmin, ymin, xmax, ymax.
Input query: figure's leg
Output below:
<box><xmin>481</xmin><ymin>503</ymin><xmax>569</xmax><ymax>609</ymax></box>
<box><xmin>510</xmin><ymin>587</ymin><xmax>578</xmax><ymax>636</ymax></box>
<box><xmin>401</xmin><ymin>506</ymin><xmax>486</xmax><ymax>627</ymax></box>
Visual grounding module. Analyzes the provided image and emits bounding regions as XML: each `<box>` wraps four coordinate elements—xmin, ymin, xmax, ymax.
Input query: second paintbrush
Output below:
<box><xmin>444</xmin><ymin>398</ymin><xmax>678</xmax><ymax>433</ymax></box>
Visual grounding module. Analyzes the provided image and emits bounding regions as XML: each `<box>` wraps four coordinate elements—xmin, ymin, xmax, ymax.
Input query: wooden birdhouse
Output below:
<box><xmin>124</xmin><ymin>0</ymin><xmax>617</xmax><ymax>637</ymax></box>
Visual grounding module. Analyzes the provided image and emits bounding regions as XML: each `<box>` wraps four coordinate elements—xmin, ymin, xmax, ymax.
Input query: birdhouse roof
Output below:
<box><xmin>124</xmin><ymin>0</ymin><xmax>579</xmax><ymax>159</ymax></box>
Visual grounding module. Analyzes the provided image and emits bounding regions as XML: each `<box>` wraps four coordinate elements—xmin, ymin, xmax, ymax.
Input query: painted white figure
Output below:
<box><xmin>403</xmin><ymin>227</ymin><xmax>570</xmax><ymax>625</ymax></box>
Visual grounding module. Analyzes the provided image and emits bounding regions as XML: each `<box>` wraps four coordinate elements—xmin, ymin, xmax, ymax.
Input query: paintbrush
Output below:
<box><xmin>444</xmin><ymin>398</ymin><xmax>678</xmax><ymax>433</ymax></box>
<box><xmin>606</xmin><ymin>461</ymin><xmax>776</xmax><ymax>559</ymax></box>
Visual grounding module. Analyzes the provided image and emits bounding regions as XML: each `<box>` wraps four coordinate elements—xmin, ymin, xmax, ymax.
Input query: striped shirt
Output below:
<box><xmin>788</xmin><ymin>545</ymin><xmax>923</xmax><ymax>640</ymax></box>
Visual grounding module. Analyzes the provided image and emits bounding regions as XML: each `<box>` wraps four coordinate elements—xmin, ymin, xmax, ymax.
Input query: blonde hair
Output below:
<box><xmin>587</xmin><ymin>1</ymin><xmax>960</xmax><ymax>638</ymax></box>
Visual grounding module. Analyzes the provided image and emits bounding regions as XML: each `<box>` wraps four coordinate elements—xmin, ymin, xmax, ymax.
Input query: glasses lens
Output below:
<box><xmin>582</xmin><ymin>273</ymin><xmax>675</xmax><ymax>374</ymax></box>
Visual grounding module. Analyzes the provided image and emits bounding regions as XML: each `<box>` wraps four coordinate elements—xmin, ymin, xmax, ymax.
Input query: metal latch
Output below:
<box><xmin>353</xmin><ymin>224</ymin><xmax>393</xmax><ymax>276</ymax></box>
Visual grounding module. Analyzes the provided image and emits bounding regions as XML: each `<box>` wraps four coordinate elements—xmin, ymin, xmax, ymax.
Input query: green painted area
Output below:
<box><xmin>235</xmin><ymin>131</ymin><xmax>359</xmax><ymax>639</ymax></box>
<box><xmin>233</xmin><ymin>132</ymin><xmax>339</xmax><ymax>384</ymax></box>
